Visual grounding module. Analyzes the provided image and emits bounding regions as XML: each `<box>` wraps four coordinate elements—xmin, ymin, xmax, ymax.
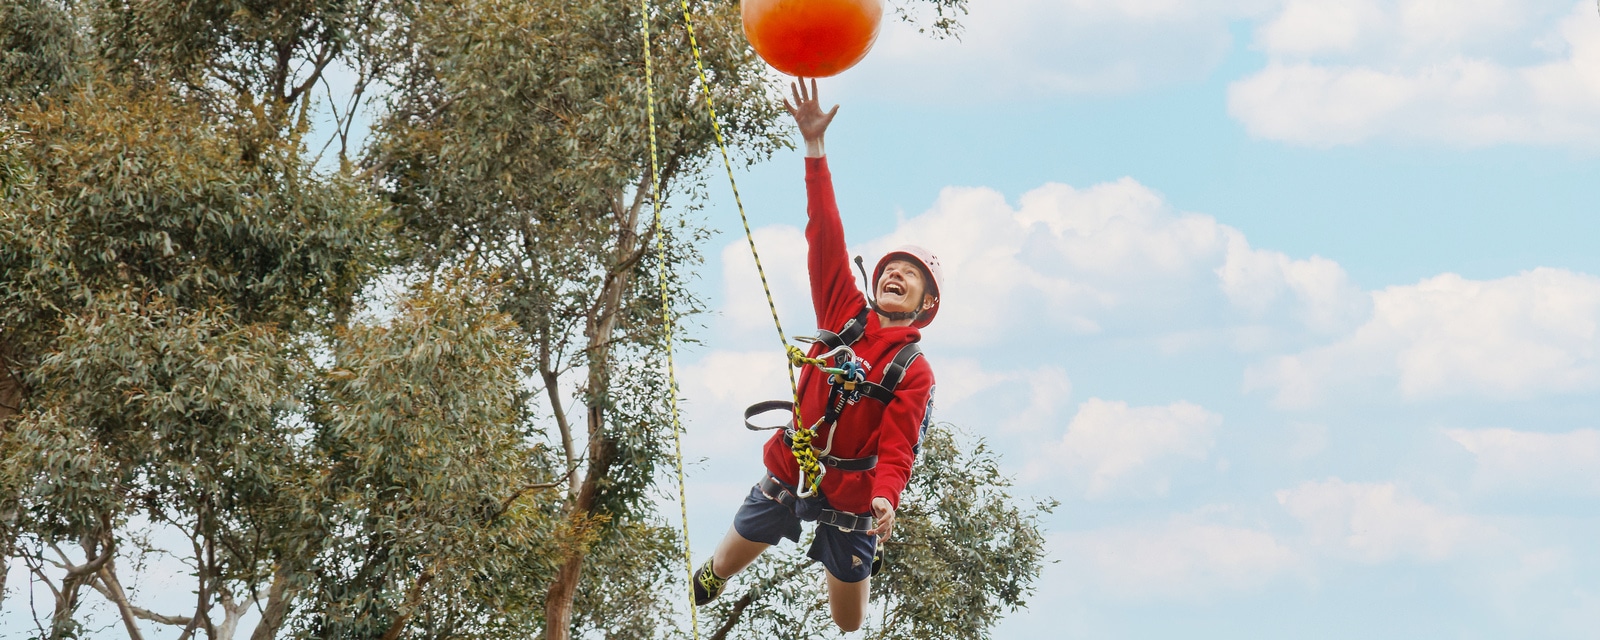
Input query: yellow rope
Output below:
<box><xmin>673</xmin><ymin>0</ymin><xmax>823</xmax><ymax>495</ymax></box>
<box><xmin>639</xmin><ymin>5</ymin><xmax>699</xmax><ymax>637</ymax></box>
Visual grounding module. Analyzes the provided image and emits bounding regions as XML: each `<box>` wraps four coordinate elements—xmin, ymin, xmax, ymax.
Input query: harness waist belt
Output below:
<box><xmin>743</xmin><ymin>401</ymin><xmax>880</xmax><ymax>472</ymax></box>
<box><xmin>780</xmin><ymin>433</ymin><xmax>877</xmax><ymax>472</ymax></box>
<box><xmin>757</xmin><ymin>475</ymin><xmax>876</xmax><ymax>533</ymax></box>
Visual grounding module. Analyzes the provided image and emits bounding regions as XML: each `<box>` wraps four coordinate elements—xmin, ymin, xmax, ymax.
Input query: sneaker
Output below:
<box><xmin>870</xmin><ymin>546</ymin><xmax>885</xmax><ymax>577</ymax></box>
<box><xmin>691</xmin><ymin>558</ymin><xmax>727</xmax><ymax>606</ymax></box>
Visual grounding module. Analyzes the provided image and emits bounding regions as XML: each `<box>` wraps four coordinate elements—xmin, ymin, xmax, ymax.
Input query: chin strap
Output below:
<box><xmin>870</xmin><ymin>301</ymin><xmax>921</xmax><ymax>323</ymax></box>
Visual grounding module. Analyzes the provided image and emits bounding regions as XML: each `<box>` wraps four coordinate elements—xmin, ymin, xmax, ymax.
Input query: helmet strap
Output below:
<box><xmin>871</xmin><ymin>294</ymin><xmax>926</xmax><ymax>324</ymax></box>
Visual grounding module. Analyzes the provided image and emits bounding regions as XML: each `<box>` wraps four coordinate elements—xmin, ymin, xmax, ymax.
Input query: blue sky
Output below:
<box><xmin>670</xmin><ymin>1</ymin><xmax>1600</xmax><ymax>637</ymax></box>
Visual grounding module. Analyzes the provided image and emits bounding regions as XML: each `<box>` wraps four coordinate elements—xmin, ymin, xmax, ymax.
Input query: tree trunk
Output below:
<box><xmin>539</xmin><ymin>183</ymin><xmax>650</xmax><ymax>640</ymax></box>
<box><xmin>51</xmin><ymin>535</ymin><xmax>112</xmax><ymax>640</ymax></box>
<box><xmin>1</xmin><ymin>346</ymin><xmax>24</xmax><ymax>610</ymax></box>
<box><xmin>0</xmin><ymin>511</ymin><xmax>14</xmax><ymax>610</ymax></box>
<box><xmin>541</xmin><ymin>433</ymin><xmax>616</xmax><ymax>640</ymax></box>
<box><xmin>0</xmin><ymin>342</ymin><xmax>22</xmax><ymax>423</ymax></box>
<box><xmin>96</xmin><ymin>562</ymin><xmax>148</xmax><ymax>640</ymax></box>
<box><xmin>246</xmin><ymin>565</ymin><xmax>292</xmax><ymax>640</ymax></box>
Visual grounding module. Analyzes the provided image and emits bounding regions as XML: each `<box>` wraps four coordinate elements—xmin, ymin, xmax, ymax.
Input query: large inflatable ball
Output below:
<box><xmin>742</xmin><ymin>0</ymin><xmax>884</xmax><ymax>77</ymax></box>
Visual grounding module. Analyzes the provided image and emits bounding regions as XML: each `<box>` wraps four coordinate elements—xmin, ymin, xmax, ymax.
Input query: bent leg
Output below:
<box><xmin>698</xmin><ymin>477</ymin><xmax>803</xmax><ymax>605</ymax></box>
<box><xmin>712</xmin><ymin>526</ymin><xmax>771</xmax><ymax>578</ymax></box>
<box><xmin>807</xmin><ymin>515</ymin><xmax>879</xmax><ymax>631</ymax></box>
<box><xmin>826</xmin><ymin>569</ymin><xmax>870</xmax><ymax>632</ymax></box>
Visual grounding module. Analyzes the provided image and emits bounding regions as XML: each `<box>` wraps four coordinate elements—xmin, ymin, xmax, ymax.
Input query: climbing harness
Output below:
<box><xmin>744</xmin><ymin>305</ymin><xmax>926</xmax><ymax>499</ymax></box>
<box><xmin>757</xmin><ymin>474</ymin><xmax>876</xmax><ymax>533</ymax></box>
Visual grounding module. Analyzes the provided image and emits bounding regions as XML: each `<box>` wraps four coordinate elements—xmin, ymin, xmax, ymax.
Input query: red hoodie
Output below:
<box><xmin>760</xmin><ymin>156</ymin><xmax>935</xmax><ymax>515</ymax></box>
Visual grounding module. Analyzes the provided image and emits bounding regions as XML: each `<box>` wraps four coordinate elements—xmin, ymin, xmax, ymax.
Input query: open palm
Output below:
<box><xmin>783</xmin><ymin>78</ymin><xmax>839</xmax><ymax>143</ymax></box>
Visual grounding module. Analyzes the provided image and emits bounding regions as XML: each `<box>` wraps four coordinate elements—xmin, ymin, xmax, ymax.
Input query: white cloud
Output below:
<box><xmin>1217</xmin><ymin>228</ymin><xmax>1370</xmax><ymax>333</ymax></box>
<box><xmin>1055</xmin><ymin>514</ymin><xmax>1300</xmax><ymax>599</ymax></box>
<box><xmin>1255</xmin><ymin>0</ymin><xmax>1537</xmax><ymax>59</ymax></box>
<box><xmin>1276</xmin><ymin>478</ymin><xmax>1491</xmax><ymax>562</ymax></box>
<box><xmin>1247</xmin><ymin>268</ymin><xmax>1600</xmax><ymax>407</ymax></box>
<box><xmin>933</xmin><ymin>357</ymin><xmax>1073</xmax><ymax>434</ymax></box>
<box><xmin>1231</xmin><ymin>2</ymin><xmax>1600</xmax><ymax>147</ymax></box>
<box><xmin>1447</xmin><ymin>427</ymin><xmax>1600</xmax><ymax>495</ymax></box>
<box><xmin>836</xmin><ymin>0</ymin><xmax>1272</xmax><ymax>100</ymax></box>
<box><xmin>1039</xmin><ymin>398</ymin><xmax>1222</xmax><ymax>499</ymax></box>
<box><xmin>677</xmin><ymin>349</ymin><xmax>794</xmax><ymax>459</ymax></box>
<box><xmin>857</xmin><ymin>178</ymin><xmax>1362</xmax><ymax>348</ymax></box>
<box><xmin>1256</xmin><ymin>0</ymin><xmax>1389</xmax><ymax>56</ymax></box>
<box><xmin>716</xmin><ymin>225</ymin><xmax>812</xmax><ymax>345</ymax></box>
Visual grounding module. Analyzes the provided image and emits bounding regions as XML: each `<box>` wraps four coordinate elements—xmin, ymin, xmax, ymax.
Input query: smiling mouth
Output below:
<box><xmin>883</xmin><ymin>282</ymin><xmax>904</xmax><ymax>296</ymax></box>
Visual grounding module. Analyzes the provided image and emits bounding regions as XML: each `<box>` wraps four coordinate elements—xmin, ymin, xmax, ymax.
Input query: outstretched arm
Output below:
<box><xmin>784</xmin><ymin>79</ymin><xmax>838</xmax><ymax>158</ymax></box>
<box><xmin>791</xmin><ymin>80</ymin><xmax>865</xmax><ymax>328</ymax></box>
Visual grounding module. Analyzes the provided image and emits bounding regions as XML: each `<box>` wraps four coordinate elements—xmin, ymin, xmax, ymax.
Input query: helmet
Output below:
<box><xmin>873</xmin><ymin>245</ymin><xmax>943</xmax><ymax>328</ymax></box>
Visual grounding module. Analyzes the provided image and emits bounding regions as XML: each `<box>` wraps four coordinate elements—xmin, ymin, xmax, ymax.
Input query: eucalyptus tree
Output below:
<box><xmin>294</xmin><ymin>274</ymin><xmax>569</xmax><ymax>639</ymax></box>
<box><xmin>0</xmin><ymin>0</ymin><xmax>388</xmax><ymax>636</ymax></box>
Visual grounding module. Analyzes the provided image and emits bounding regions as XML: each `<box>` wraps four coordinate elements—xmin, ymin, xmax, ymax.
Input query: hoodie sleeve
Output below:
<box><xmin>870</xmin><ymin>358</ymin><xmax>934</xmax><ymax>510</ymax></box>
<box><xmin>805</xmin><ymin>156</ymin><xmax>868</xmax><ymax>330</ymax></box>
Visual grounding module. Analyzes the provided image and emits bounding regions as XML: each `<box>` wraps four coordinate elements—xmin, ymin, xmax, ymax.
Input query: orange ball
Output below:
<box><xmin>742</xmin><ymin>0</ymin><xmax>884</xmax><ymax>78</ymax></box>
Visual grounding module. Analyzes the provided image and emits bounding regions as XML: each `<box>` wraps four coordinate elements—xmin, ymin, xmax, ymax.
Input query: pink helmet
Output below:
<box><xmin>873</xmin><ymin>245</ymin><xmax>943</xmax><ymax>328</ymax></box>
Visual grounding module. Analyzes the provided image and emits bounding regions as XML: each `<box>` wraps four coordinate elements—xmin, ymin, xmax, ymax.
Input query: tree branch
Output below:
<box><xmin>86</xmin><ymin>574</ymin><xmax>192</xmax><ymax>626</ymax></box>
<box><xmin>216</xmin><ymin>583</ymin><xmax>253</xmax><ymax>640</ymax></box>
<box><xmin>0</xmin><ymin>341</ymin><xmax>26</xmax><ymax>421</ymax></box>
<box><xmin>708</xmin><ymin>558</ymin><xmax>815</xmax><ymax>640</ymax></box>
<box><xmin>379</xmin><ymin>569</ymin><xmax>434</xmax><ymax>640</ymax></box>
<box><xmin>22</xmin><ymin>548</ymin><xmax>62</xmax><ymax>601</ymax></box>
<box><xmin>90</xmin><ymin>562</ymin><xmax>148</xmax><ymax>640</ymax></box>
<box><xmin>47</xmin><ymin>539</ymin><xmax>113</xmax><ymax>579</ymax></box>
<box><xmin>540</xmin><ymin>349</ymin><xmax>578</xmax><ymax>499</ymax></box>
<box><xmin>286</xmin><ymin>39</ymin><xmax>339</xmax><ymax>107</ymax></box>
<box><xmin>489</xmin><ymin>481</ymin><xmax>564</xmax><ymax>523</ymax></box>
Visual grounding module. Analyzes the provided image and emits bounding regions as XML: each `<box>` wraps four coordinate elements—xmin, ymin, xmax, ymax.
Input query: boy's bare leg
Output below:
<box><xmin>825</xmin><ymin>569</ymin><xmax>870</xmax><ymax>632</ymax></box>
<box><xmin>711</xmin><ymin>526</ymin><xmax>771</xmax><ymax>578</ymax></box>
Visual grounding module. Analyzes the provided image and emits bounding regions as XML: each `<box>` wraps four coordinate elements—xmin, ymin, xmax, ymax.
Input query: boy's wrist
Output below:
<box><xmin>805</xmin><ymin>137</ymin><xmax>825</xmax><ymax>158</ymax></box>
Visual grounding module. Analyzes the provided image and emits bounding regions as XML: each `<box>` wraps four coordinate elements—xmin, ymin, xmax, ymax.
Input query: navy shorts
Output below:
<box><xmin>732</xmin><ymin>476</ymin><xmax>879</xmax><ymax>583</ymax></box>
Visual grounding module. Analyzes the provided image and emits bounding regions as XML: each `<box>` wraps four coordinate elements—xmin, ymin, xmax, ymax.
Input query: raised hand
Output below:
<box><xmin>783</xmin><ymin>78</ymin><xmax>839</xmax><ymax>156</ymax></box>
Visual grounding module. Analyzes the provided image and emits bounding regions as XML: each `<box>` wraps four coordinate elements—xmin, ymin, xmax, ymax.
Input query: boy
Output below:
<box><xmin>692</xmin><ymin>80</ymin><xmax>941</xmax><ymax>632</ymax></box>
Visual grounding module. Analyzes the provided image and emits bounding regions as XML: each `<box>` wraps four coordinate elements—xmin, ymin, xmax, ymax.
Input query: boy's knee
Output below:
<box><xmin>832</xmin><ymin>614</ymin><xmax>862</xmax><ymax>633</ymax></box>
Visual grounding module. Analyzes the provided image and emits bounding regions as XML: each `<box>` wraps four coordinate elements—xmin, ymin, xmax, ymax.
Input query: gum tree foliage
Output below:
<box><xmin>0</xmin><ymin>76</ymin><xmax>385</xmax><ymax>640</ymax></box>
<box><xmin>0</xmin><ymin>75</ymin><xmax>558</xmax><ymax>640</ymax></box>
<box><xmin>0</xmin><ymin>0</ymin><xmax>386</xmax><ymax>638</ymax></box>
<box><xmin>703</xmin><ymin>426</ymin><xmax>1055</xmax><ymax>640</ymax></box>
<box><xmin>0</xmin><ymin>0</ymin><xmax>83</xmax><ymax>104</ymax></box>
<box><xmin>296</xmin><ymin>275</ymin><xmax>566</xmax><ymax>639</ymax></box>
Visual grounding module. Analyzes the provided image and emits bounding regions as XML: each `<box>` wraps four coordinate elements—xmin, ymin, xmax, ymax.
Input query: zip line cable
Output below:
<box><xmin>639</xmin><ymin>5</ymin><xmax>700</xmax><ymax>638</ymax></box>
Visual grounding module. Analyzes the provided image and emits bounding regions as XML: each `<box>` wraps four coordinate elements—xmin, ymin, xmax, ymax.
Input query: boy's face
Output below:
<box><xmin>875</xmin><ymin>259</ymin><xmax>935</xmax><ymax>314</ymax></box>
